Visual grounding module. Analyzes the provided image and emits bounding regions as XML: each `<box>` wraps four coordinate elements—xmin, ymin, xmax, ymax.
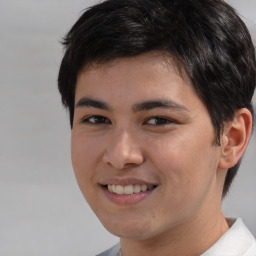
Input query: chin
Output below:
<box><xmin>100</xmin><ymin>215</ymin><xmax>155</xmax><ymax>240</ymax></box>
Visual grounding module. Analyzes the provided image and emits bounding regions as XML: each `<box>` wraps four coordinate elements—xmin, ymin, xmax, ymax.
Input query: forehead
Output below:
<box><xmin>80</xmin><ymin>51</ymin><xmax>189</xmax><ymax>81</ymax></box>
<box><xmin>76</xmin><ymin>52</ymin><xmax>192</xmax><ymax>95</ymax></box>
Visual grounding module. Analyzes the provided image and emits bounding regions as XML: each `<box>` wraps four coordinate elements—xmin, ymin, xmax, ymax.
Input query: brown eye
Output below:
<box><xmin>82</xmin><ymin>115</ymin><xmax>111</xmax><ymax>124</ymax></box>
<box><xmin>146</xmin><ymin>117</ymin><xmax>174</xmax><ymax>125</ymax></box>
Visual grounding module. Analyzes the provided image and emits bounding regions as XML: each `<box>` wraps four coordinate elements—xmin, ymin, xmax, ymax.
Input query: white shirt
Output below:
<box><xmin>202</xmin><ymin>218</ymin><xmax>256</xmax><ymax>256</ymax></box>
<box><xmin>96</xmin><ymin>218</ymin><xmax>256</xmax><ymax>256</ymax></box>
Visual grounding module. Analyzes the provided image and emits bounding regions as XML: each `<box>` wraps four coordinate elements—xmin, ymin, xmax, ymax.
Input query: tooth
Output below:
<box><xmin>116</xmin><ymin>185</ymin><xmax>124</xmax><ymax>195</ymax></box>
<box><xmin>108</xmin><ymin>185</ymin><xmax>113</xmax><ymax>192</ymax></box>
<box><xmin>141</xmin><ymin>184</ymin><xmax>147</xmax><ymax>192</ymax></box>
<box><xmin>133</xmin><ymin>185</ymin><xmax>141</xmax><ymax>193</ymax></box>
<box><xmin>124</xmin><ymin>185</ymin><xmax>133</xmax><ymax>195</ymax></box>
<box><xmin>107</xmin><ymin>184</ymin><xmax>155</xmax><ymax>194</ymax></box>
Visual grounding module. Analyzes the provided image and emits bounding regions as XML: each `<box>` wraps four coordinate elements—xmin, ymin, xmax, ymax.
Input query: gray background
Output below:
<box><xmin>0</xmin><ymin>1</ymin><xmax>255</xmax><ymax>255</ymax></box>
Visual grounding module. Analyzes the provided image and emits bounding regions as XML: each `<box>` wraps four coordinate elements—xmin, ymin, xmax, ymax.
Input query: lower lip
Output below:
<box><xmin>102</xmin><ymin>186</ymin><xmax>155</xmax><ymax>205</ymax></box>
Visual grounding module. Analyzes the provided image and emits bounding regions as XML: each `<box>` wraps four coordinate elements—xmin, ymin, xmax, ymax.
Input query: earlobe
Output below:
<box><xmin>218</xmin><ymin>108</ymin><xmax>252</xmax><ymax>169</ymax></box>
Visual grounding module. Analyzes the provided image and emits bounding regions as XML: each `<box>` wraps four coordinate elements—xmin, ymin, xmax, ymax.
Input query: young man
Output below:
<box><xmin>58</xmin><ymin>0</ymin><xmax>256</xmax><ymax>255</ymax></box>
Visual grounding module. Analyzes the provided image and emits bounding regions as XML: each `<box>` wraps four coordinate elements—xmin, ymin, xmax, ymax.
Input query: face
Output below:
<box><xmin>71</xmin><ymin>53</ymin><xmax>224</xmax><ymax>241</ymax></box>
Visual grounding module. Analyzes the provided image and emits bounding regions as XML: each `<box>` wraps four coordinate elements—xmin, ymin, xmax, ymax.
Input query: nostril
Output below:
<box><xmin>123</xmin><ymin>162</ymin><xmax>141</xmax><ymax>169</ymax></box>
<box><xmin>103</xmin><ymin>151</ymin><xmax>144</xmax><ymax>170</ymax></box>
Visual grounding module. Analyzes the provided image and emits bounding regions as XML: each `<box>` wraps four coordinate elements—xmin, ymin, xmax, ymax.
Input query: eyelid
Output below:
<box><xmin>144</xmin><ymin>116</ymin><xmax>175</xmax><ymax>125</ymax></box>
<box><xmin>81</xmin><ymin>115</ymin><xmax>111</xmax><ymax>124</ymax></box>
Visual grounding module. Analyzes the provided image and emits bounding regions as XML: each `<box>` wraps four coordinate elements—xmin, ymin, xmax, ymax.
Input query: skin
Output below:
<box><xmin>71</xmin><ymin>52</ymin><xmax>250</xmax><ymax>256</ymax></box>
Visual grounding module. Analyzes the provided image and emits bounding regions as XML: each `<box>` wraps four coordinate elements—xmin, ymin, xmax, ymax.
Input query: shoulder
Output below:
<box><xmin>96</xmin><ymin>243</ymin><xmax>121</xmax><ymax>256</ymax></box>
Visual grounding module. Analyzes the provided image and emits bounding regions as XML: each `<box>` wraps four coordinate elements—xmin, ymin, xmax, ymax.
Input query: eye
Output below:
<box><xmin>82</xmin><ymin>115</ymin><xmax>111</xmax><ymax>125</ymax></box>
<box><xmin>145</xmin><ymin>116</ymin><xmax>174</xmax><ymax>125</ymax></box>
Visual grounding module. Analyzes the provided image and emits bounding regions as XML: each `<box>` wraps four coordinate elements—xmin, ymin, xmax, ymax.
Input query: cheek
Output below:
<box><xmin>71</xmin><ymin>132</ymin><xmax>103</xmax><ymax>168</ymax></box>
<box><xmin>150</xmin><ymin>130</ymin><xmax>218</xmax><ymax>195</ymax></box>
<box><xmin>148</xmin><ymin>135</ymin><xmax>219</xmax><ymax>224</ymax></box>
<box><xmin>71</xmin><ymin>134</ymin><xmax>103</xmax><ymax>195</ymax></box>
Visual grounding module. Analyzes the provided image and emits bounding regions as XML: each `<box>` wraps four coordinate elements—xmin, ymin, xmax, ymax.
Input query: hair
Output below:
<box><xmin>58</xmin><ymin>0</ymin><xmax>256</xmax><ymax>197</ymax></box>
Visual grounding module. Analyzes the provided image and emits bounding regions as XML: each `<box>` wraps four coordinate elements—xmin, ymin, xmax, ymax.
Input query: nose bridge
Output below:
<box><xmin>103</xmin><ymin>125</ymin><xmax>144</xmax><ymax>169</ymax></box>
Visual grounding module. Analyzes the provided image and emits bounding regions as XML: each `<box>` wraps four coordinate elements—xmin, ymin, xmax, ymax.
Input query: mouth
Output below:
<box><xmin>104</xmin><ymin>184</ymin><xmax>157</xmax><ymax>195</ymax></box>
<box><xmin>100</xmin><ymin>178</ymin><xmax>158</xmax><ymax>205</ymax></box>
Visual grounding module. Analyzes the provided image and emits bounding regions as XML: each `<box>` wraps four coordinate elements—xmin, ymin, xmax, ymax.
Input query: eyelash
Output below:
<box><xmin>145</xmin><ymin>116</ymin><xmax>174</xmax><ymax>125</ymax></box>
<box><xmin>82</xmin><ymin>115</ymin><xmax>174</xmax><ymax>126</ymax></box>
<box><xmin>82</xmin><ymin>115</ymin><xmax>111</xmax><ymax>125</ymax></box>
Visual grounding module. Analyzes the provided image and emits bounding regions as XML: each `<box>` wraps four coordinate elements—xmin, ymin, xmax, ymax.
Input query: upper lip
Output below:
<box><xmin>100</xmin><ymin>177</ymin><xmax>157</xmax><ymax>186</ymax></box>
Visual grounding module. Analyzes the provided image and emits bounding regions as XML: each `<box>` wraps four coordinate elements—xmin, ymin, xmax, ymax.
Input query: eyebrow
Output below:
<box><xmin>75</xmin><ymin>97</ymin><xmax>112</xmax><ymax>111</ymax></box>
<box><xmin>133</xmin><ymin>99</ymin><xmax>189</xmax><ymax>112</ymax></box>
<box><xmin>75</xmin><ymin>97</ymin><xmax>189</xmax><ymax>112</ymax></box>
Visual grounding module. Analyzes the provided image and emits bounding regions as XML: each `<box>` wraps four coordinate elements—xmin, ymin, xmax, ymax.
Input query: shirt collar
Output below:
<box><xmin>201</xmin><ymin>218</ymin><xmax>256</xmax><ymax>256</ymax></box>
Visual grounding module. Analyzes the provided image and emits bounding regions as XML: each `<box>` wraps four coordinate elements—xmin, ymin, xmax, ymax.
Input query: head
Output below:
<box><xmin>58</xmin><ymin>0</ymin><xmax>255</xmax><ymax>198</ymax></box>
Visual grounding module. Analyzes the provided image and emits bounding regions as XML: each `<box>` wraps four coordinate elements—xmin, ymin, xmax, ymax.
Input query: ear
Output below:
<box><xmin>218</xmin><ymin>108</ymin><xmax>252</xmax><ymax>169</ymax></box>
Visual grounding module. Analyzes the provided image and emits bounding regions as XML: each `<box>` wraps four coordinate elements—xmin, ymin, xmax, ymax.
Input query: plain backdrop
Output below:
<box><xmin>0</xmin><ymin>1</ymin><xmax>255</xmax><ymax>255</ymax></box>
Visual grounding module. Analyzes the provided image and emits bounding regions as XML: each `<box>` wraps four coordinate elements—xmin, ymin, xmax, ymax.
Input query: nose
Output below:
<box><xmin>103</xmin><ymin>129</ymin><xmax>144</xmax><ymax>170</ymax></box>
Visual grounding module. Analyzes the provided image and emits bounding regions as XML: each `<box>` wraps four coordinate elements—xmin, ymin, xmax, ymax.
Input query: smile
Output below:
<box><xmin>107</xmin><ymin>184</ymin><xmax>155</xmax><ymax>195</ymax></box>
